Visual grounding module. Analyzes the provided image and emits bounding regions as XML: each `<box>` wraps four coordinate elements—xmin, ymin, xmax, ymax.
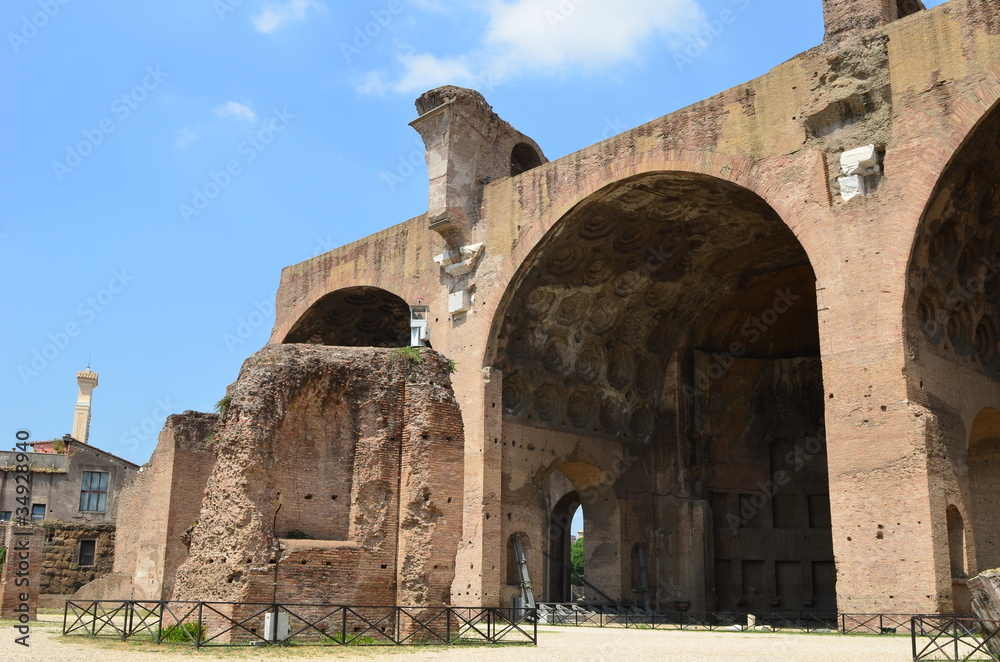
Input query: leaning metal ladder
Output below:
<box><xmin>633</xmin><ymin>542</ymin><xmax>651</xmax><ymax>611</ymax></box>
<box><xmin>512</xmin><ymin>532</ymin><xmax>536</xmax><ymax>609</ymax></box>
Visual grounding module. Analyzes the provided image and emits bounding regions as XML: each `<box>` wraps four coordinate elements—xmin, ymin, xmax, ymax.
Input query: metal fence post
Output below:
<box><xmin>157</xmin><ymin>601</ymin><xmax>164</xmax><ymax>643</ymax></box>
<box><xmin>123</xmin><ymin>601</ymin><xmax>131</xmax><ymax>641</ymax></box>
<box><xmin>196</xmin><ymin>602</ymin><xmax>203</xmax><ymax>649</ymax></box>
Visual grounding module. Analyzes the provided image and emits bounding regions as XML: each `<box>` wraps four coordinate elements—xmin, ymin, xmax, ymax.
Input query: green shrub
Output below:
<box><xmin>570</xmin><ymin>536</ymin><xmax>585</xmax><ymax>586</ymax></box>
<box><xmin>214</xmin><ymin>394</ymin><xmax>231</xmax><ymax>416</ymax></box>
<box><xmin>157</xmin><ymin>622</ymin><xmax>202</xmax><ymax>643</ymax></box>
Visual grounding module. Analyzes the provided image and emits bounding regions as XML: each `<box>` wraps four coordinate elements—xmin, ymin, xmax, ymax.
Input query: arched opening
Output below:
<box><xmin>510</xmin><ymin>142</ymin><xmax>542</xmax><ymax>177</ymax></box>
<box><xmin>947</xmin><ymin>505</ymin><xmax>967</xmax><ymax>580</ymax></box>
<box><xmin>969</xmin><ymin>408</ymin><xmax>1000</xmax><ymax>574</ymax></box>
<box><xmin>905</xmin><ymin>98</ymin><xmax>1000</xmax><ymax>611</ymax></box>
<box><xmin>491</xmin><ymin>171</ymin><xmax>831</xmax><ymax>613</ymax></box>
<box><xmin>893</xmin><ymin>0</ymin><xmax>923</xmax><ymax>20</ymax></box>
<box><xmin>283</xmin><ymin>287</ymin><xmax>411</xmax><ymax>347</ymax></box>
<box><xmin>547</xmin><ymin>491</ymin><xmax>581</xmax><ymax>603</ymax></box>
<box><xmin>906</xmin><ymin>102</ymin><xmax>1000</xmax><ymax>377</ymax></box>
<box><xmin>947</xmin><ymin>505</ymin><xmax>970</xmax><ymax>614</ymax></box>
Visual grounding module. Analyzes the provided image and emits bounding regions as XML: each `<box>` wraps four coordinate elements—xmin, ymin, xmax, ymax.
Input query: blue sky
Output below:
<box><xmin>2</xmin><ymin>0</ymin><xmax>946</xmax><ymax>469</ymax></box>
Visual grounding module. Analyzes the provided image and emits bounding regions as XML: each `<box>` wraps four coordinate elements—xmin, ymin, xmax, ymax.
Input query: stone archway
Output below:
<box><xmin>904</xmin><ymin>98</ymin><xmax>1000</xmax><ymax>612</ymax></box>
<box><xmin>968</xmin><ymin>408</ymin><xmax>1000</xmax><ymax>575</ymax></box>
<box><xmin>283</xmin><ymin>286</ymin><xmax>411</xmax><ymax>347</ymax></box>
<box><xmin>490</xmin><ymin>171</ymin><xmax>833</xmax><ymax>613</ymax></box>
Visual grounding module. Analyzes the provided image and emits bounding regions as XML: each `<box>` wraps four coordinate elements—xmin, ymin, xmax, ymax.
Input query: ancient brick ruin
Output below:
<box><xmin>99</xmin><ymin>345</ymin><xmax>464</xmax><ymax>611</ymax></box>
<box><xmin>85</xmin><ymin>0</ymin><xmax>1000</xmax><ymax>617</ymax></box>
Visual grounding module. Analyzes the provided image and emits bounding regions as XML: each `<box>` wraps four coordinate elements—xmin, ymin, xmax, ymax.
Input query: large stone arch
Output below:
<box><xmin>482</xmin><ymin>154</ymin><xmax>831</xmax><ymax>365</ymax></box>
<box><xmin>968</xmin><ymin>408</ymin><xmax>1000</xmax><ymax>576</ymax></box>
<box><xmin>283</xmin><ymin>286</ymin><xmax>411</xmax><ymax>348</ymax></box>
<box><xmin>903</xmin><ymin>88</ymin><xmax>1000</xmax><ymax>613</ymax></box>
<box><xmin>488</xmin><ymin>170</ymin><xmax>835</xmax><ymax>613</ymax></box>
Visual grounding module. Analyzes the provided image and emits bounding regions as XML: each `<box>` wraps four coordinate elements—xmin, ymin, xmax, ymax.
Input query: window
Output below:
<box><xmin>79</xmin><ymin>539</ymin><xmax>96</xmax><ymax>566</ymax></box>
<box><xmin>31</xmin><ymin>504</ymin><xmax>46</xmax><ymax>521</ymax></box>
<box><xmin>79</xmin><ymin>471</ymin><xmax>109</xmax><ymax>512</ymax></box>
<box><xmin>0</xmin><ymin>511</ymin><xmax>10</xmax><ymax>521</ymax></box>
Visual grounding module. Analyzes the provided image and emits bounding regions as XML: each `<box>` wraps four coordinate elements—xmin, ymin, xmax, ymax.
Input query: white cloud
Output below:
<box><xmin>357</xmin><ymin>0</ymin><xmax>705</xmax><ymax>95</ymax></box>
<box><xmin>392</xmin><ymin>53</ymin><xmax>476</xmax><ymax>94</ymax></box>
<box><xmin>484</xmin><ymin>0</ymin><xmax>705</xmax><ymax>74</ymax></box>
<box><xmin>251</xmin><ymin>0</ymin><xmax>326</xmax><ymax>34</ymax></box>
<box><xmin>174</xmin><ymin>126</ymin><xmax>199</xmax><ymax>150</ymax></box>
<box><xmin>214</xmin><ymin>101</ymin><xmax>258</xmax><ymax>124</ymax></box>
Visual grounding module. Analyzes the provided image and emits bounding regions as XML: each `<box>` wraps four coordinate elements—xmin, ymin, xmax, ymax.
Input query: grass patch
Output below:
<box><xmin>156</xmin><ymin>622</ymin><xmax>203</xmax><ymax>643</ymax></box>
<box><xmin>321</xmin><ymin>632</ymin><xmax>385</xmax><ymax>645</ymax></box>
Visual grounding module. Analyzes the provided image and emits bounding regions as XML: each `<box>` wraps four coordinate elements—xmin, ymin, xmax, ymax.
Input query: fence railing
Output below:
<box><xmin>912</xmin><ymin>616</ymin><xmax>1000</xmax><ymax>661</ymax></box>
<box><xmin>538</xmin><ymin>604</ymin><xmax>967</xmax><ymax>636</ymax></box>
<box><xmin>62</xmin><ymin>601</ymin><xmax>537</xmax><ymax>647</ymax></box>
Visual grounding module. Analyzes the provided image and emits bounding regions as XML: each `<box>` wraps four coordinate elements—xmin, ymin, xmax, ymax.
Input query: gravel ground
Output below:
<box><xmin>1</xmin><ymin>613</ymin><xmax>915</xmax><ymax>661</ymax></box>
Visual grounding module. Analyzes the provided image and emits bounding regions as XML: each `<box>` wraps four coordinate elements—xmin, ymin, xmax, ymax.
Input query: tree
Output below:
<box><xmin>570</xmin><ymin>536</ymin><xmax>584</xmax><ymax>586</ymax></box>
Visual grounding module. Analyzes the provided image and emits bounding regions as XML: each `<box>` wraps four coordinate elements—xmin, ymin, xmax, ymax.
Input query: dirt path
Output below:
<box><xmin>1</xmin><ymin>613</ymin><xmax>914</xmax><ymax>661</ymax></box>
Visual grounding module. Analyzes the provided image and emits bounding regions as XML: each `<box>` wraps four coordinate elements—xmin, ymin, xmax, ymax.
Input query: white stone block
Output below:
<box><xmin>449</xmin><ymin>290</ymin><xmax>472</xmax><ymax>315</ymax></box>
<box><xmin>838</xmin><ymin>174</ymin><xmax>866</xmax><ymax>202</ymax></box>
<box><xmin>840</xmin><ymin>144</ymin><xmax>879</xmax><ymax>177</ymax></box>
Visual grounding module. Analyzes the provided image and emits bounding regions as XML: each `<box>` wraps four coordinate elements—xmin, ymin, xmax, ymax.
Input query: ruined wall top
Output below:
<box><xmin>410</xmin><ymin>85</ymin><xmax>546</xmax><ymax>249</ymax></box>
<box><xmin>822</xmin><ymin>0</ymin><xmax>925</xmax><ymax>42</ymax></box>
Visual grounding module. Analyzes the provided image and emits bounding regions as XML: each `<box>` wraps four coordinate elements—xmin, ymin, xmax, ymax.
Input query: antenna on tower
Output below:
<box><xmin>87</xmin><ymin>352</ymin><xmax>92</xmax><ymax>370</ymax></box>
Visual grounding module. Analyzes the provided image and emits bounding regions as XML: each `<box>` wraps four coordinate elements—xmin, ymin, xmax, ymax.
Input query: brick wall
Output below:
<box><xmin>0</xmin><ymin>525</ymin><xmax>44</xmax><ymax>620</ymax></box>
<box><xmin>170</xmin><ymin>345</ymin><xmax>464</xmax><ymax>609</ymax></box>
<box><xmin>39</xmin><ymin>522</ymin><xmax>115</xmax><ymax>596</ymax></box>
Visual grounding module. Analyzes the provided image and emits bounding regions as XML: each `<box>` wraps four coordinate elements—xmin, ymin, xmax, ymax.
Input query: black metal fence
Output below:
<box><xmin>538</xmin><ymin>604</ymin><xmax>960</xmax><ymax>636</ymax></box>
<box><xmin>912</xmin><ymin>616</ymin><xmax>1000</xmax><ymax>661</ymax></box>
<box><xmin>62</xmin><ymin>600</ymin><xmax>537</xmax><ymax>647</ymax></box>
<box><xmin>539</xmin><ymin>607</ymin><xmax>837</xmax><ymax>632</ymax></box>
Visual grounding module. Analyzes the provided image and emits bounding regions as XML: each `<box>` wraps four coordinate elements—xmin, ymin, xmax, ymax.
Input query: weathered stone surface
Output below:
<box><xmin>86</xmin><ymin>0</ymin><xmax>1000</xmax><ymax>617</ymax></box>
<box><xmin>98</xmin><ymin>410</ymin><xmax>219</xmax><ymax>600</ymax></box>
<box><xmin>39</xmin><ymin>523</ymin><xmax>115</xmax><ymax>596</ymax></box>
<box><xmin>169</xmin><ymin>344</ymin><xmax>465</xmax><ymax>608</ymax></box>
<box><xmin>970</xmin><ymin>569</ymin><xmax>1000</xmax><ymax>655</ymax></box>
<box><xmin>259</xmin><ymin>0</ymin><xmax>1000</xmax><ymax>616</ymax></box>
<box><xmin>971</xmin><ymin>569</ymin><xmax>1000</xmax><ymax>620</ymax></box>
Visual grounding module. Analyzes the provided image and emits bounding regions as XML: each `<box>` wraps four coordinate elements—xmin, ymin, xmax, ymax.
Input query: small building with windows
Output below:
<box><xmin>0</xmin><ymin>437</ymin><xmax>138</xmax><ymax>525</ymax></box>
<box><xmin>0</xmin><ymin>370</ymin><xmax>139</xmax><ymax>605</ymax></box>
